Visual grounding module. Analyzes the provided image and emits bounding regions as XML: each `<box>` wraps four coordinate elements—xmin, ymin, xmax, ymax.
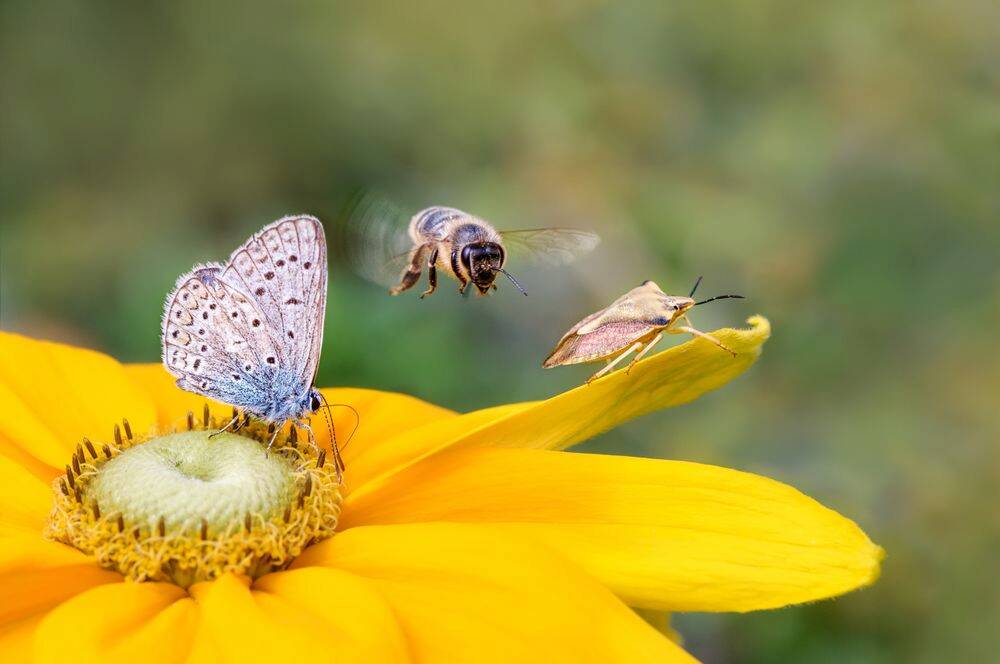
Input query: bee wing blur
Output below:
<box><xmin>500</xmin><ymin>228</ymin><xmax>601</xmax><ymax>266</ymax></box>
<box><xmin>343</xmin><ymin>193</ymin><xmax>418</xmax><ymax>289</ymax></box>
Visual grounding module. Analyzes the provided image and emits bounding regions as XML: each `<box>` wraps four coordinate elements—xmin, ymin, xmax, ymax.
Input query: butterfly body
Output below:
<box><xmin>162</xmin><ymin>215</ymin><xmax>331</xmax><ymax>442</ymax></box>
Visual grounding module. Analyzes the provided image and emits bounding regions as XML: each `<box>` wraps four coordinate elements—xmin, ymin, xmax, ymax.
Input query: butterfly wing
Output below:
<box><xmin>218</xmin><ymin>215</ymin><xmax>327</xmax><ymax>384</ymax></box>
<box><xmin>162</xmin><ymin>216</ymin><xmax>328</xmax><ymax>412</ymax></box>
<box><xmin>500</xmin><ymin>228</ymin><xmax>601</xmax><ymax>266</ymax></box>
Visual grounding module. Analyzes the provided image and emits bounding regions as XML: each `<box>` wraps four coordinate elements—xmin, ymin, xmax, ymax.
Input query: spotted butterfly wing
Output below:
<box><xmin>161</xmin><ymin>215</ymin><xmax>328</xmax><ymax>421</ymax></box>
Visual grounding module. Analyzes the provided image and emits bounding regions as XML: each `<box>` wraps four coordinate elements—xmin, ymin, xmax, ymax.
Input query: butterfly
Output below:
<box><xmin>161</xmin><ymin>215</ymin><xmax>343</xmax><ymax>472</ymax></box>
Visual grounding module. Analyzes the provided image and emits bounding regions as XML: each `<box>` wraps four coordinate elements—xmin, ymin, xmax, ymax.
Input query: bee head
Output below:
<box><xmin>461</xmin><ymin>242</ymin><xmax>504</xmax><ymax>293</ymax></box>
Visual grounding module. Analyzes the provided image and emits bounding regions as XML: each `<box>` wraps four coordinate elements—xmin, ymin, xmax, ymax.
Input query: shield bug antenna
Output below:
<box><xmin>689</xmin><ymin>275</ymin><xmax>703</xmax><ymax>298</ymax></box>
<box><xmin>694</xmin><ymin>294</ymin><xmax>745</xmax><ymax>306</ymax></box>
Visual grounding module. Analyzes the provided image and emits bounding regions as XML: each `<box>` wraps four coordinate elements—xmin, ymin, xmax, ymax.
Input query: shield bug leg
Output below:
<box><xmin>626</xmin><ymin>332</ymin><xmax>664</xmax><ymax>375</ymax></box>
<box><xmin>421</xmin><ymin>247</ymin><xmax>440</xmax><ymax>299</ymax></box>
<box><xmin>675</xmin><ymin>325</ymin><xmax>736</xmax><ymax>356</ymax></box>
<box><xmin>587</xmin><ymin>341</ymin><xmax>643</xmax><ymax>384</ymax></box>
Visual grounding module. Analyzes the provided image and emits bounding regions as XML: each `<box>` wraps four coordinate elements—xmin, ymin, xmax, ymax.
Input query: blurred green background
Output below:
<box><xmin>1</xmin><ymin>1</ymin><xmax>997</xmax><ymax>661</ymax></box>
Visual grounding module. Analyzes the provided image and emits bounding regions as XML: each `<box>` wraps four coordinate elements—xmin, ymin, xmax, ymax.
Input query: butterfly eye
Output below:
<box><xmin>309</xmin><ymin>392</ymin><xmax>321</xmax><ymax>412</ymax></box>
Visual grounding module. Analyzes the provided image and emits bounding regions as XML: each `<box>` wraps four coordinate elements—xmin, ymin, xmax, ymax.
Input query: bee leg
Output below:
<box><xmin>458</xmin><ymin>277</ymin><xmax>469</xmax><ymax>295</ymax></box>
<box><xmin>390</xmin><ymin>244</ymin><xmax>430</xmax><ymax>295</ymax></box>
<box><xmin>675</xmin><ymin>325</ymin><xmax>736</xmax><ymax>356</ymax></box>
<box><xmin>625</xmin><ymin>333</ymin><xmax>663</xmax><ymax>374</ymax></box>
<box><xmin>587</xmin><ymin>342</ymin><xmax>643</xmax><ymax>384</ymax></box>
<box><xmin>420</xmin><ymin>247</ymin><xmax>439</xmax><ymax>298</ymax></box>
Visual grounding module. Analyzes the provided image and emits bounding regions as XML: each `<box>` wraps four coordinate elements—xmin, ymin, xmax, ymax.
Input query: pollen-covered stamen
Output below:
<box><xmin>45</xmin><ymin>409</ymin><xmax>342</xmax><ymax>588</ymax></box>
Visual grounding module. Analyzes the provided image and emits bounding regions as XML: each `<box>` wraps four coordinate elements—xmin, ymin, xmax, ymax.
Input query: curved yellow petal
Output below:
<box><xmin>254</xmin><ymin>568</ymin><xmax>409</xmax><ymax>662</ymax></box>
<box><xmin>343</xmin><ymin>446</ymin><xmax>882</xmax><ymax>612</ymax></box>
<box><xmin>467</xmin><ymin>316</ymin><xmax>770</xmax><ymax>452</ymax></box>
<box><xmin>187</xmin><ymin>573</ymin><xmax>404</xmax><ymax>664</ymax></box>
<box><xmin>294</xmin><ymin>523</ymin><xmax>696</xmax><ymax>663</ymax></box>
<box><xmin>0</xmin><ymin>455</ymin><xmax>51</xmax><ymax>536</ymax></box>
<box><xmin>349</xmin><ymin>317</ymin><xmax>769</xmax><ymax>501</ymax></box>
<box><xmin>0</xmin><ymin>536</ymin><xmax>121</xmax><ymax>628</ymax></box>
<box><xmin>0</xmin><ymin>333</ymin><xmax>157</xmax><ymax>469</ymax></box>
<box><xmin>35</xmin><ymin>582</ymin><xmax>195</xmax><ymax>664</ymax></box>
<box><xmin>0</xmin><ymin>614</ymin><xmax>46</xmax><ymax>663</ymax></box>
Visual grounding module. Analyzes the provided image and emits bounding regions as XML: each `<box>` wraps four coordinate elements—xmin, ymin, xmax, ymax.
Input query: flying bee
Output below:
<box><xmin>543</xmin><ymin>277</ymin><xmax>744</xmax><ymax>384</ymax></box>
<box><xmin>345</xmin><ymin>197</ymin><xmax>601</xmax><ymax>298</ymax></box>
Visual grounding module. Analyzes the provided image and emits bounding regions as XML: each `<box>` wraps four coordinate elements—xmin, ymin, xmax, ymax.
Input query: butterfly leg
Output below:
<box><xmin>675</xmin><ymin>325</ymin><xmax>736</xmax><ymax>356</ymax></box>
<box><xmin>297</xmin><ymin>420</ymin><xmax>344</xmax><ymax>483</ymax></box>
<box><xmin>625</xmin><ymin>332</ymin><xmax>663</xmax><ymax>374</ymax></box>
<box><xmin>587</xmin><ymin>341</ymin><xmax>643</xmax><ymax>384</ymax></box>
<box><xmin>265</xmin><ymin>422</ymin><xmax>282</xmax><ymax>452</ymax></box>
<box><xmin>391</xmin><ymin>244</ymin><xmax>430</xmax><ymax>295</ymax></box>
<box><xmin>420</xmin><ymin>247</ymin><xmax>440</xmax><ymax>299</ymax></box>
<box><xmin>209</xmin><ymin>412</ymin><xmax>242</xmax><ymax>439</ymax></box>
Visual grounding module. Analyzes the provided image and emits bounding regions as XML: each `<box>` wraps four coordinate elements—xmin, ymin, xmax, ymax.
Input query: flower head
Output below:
<box><xmin>0</xmin><ymin>317</ymin><xmax>882</xmax><ymax>662</ymax></box>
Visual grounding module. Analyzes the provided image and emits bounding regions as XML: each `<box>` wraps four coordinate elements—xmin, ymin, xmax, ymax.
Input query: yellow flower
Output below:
<box><xmin>0</xmin><ymin>317</ymin><xmax>882</xmax><ymax>663</ymax></box>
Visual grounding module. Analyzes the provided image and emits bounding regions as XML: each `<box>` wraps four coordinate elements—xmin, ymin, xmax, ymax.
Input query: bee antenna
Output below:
<box><xmin>689</xmin><ymin>276</ymin><xmax>703</xmax><ymax>298</ymax></box>
<box><xmin>318</xmin><ymin>394</ymin><xmax>361</xmax><ymax>451</ymax></box>
<box><xmin>694</xmin><ymin>294</ymin><xmax>745</xmax><ymax>306</ymax></box>
<box><xmin>498</xmin><ymin>268</ymin><xmax>528</xmax><ymax>296</ymax></box>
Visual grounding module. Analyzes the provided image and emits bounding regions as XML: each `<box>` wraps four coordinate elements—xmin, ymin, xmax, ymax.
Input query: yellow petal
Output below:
<box><xmin>0</xmin><ymin>536</ymin><xmax>121</xmax><ymax>627</ymax></box>
<box><xmin>315</xmin><ymin>386</ymin><xmax>454</xmax><ymax>467</ymax></box>
<box><xmin>343</xmin><ymin>446</ymin><xmax>882</xmax><ymax>612</ymax></box>
<box><xmin>123</xmin><ymin>363</ymin><xmax>232</xmax><ymax>429</ymax></box>
<box><xmin>34</xmin><ymin>582</ymin><xmax>195</xmax><ymax>664</ymax></box>
<box><xmin>349</xmin><ymin>317</ymin><xmax>769</xmax><ymax>501</ymax></box>
<box><xmin>342</xmin><ymin>403</ymin><xmax>530</xmax><ymax>497</ymax></box>
<box><xmin>295</xmin><ymin>523</ymin><xmax>696</xmax><ymax>663</ymax></box>
<box><xmin>0</xmin><ymin>614</ymin><xmax>45</xmax><ymax>663</ymax></box>
<box><xmin>0</xmin><ymin>455</ymin><xmax>51</xmax><ymax>536</ymax></box>
<box><xmin>188</xmin><ymin>573</ymin><xmax>404</xmax><ymax>664</ymax></box>
<box><xmin>0</xmin><ymin>332</ymin><xmax>157</xmax><ymax>469</ymax></box>
<box><xmin>255</xmin><ymin>568</ymin><xmax>409</xmax><ymax>662</ymax></box>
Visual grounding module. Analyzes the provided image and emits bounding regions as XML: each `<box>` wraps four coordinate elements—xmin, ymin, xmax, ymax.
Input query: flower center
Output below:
<box><xmin>45</xmin><ymin>408</ymin><xmax>342</xmax><ymax>588</ymax></box>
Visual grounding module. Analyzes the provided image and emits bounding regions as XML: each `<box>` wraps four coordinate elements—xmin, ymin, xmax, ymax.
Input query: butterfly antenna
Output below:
<box><xmin>498</xmin><ymin>268</ymin><xmax>528</xmax><ymax>296</ymax></box>
<box><xmin>689</xmin><ymin>276</ymin><xmax>703</xmax><ymax>298</ymax></box>
<box><xmin>316</xmin><ymin>392</ymin><xmax>345</xmax><ymax>472</ymax></box>
<box><xmin>694</xmin><ymin>294</ymin><xmax>745</xmax><ymax>306</ymax></box>
<box><xmin>318</xmin><ymin>393</ymin><xmax>361</xmax><ymax>451</ymax></box>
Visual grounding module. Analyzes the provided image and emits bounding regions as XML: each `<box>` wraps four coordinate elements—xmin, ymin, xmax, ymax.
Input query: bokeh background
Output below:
<box><xmin>2</xmin><ymin>2</ymin><xmax>997</xmax><ymax>661</ymax></box>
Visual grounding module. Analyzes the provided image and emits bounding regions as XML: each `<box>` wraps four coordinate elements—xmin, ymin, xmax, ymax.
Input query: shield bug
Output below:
<box><xmin>542</xmin><ymin>277</ymin><xmax>744</xmax><ymax>383</ymax></box>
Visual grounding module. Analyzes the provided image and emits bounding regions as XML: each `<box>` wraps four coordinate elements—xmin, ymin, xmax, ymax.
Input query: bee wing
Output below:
<box><xmin>499</xmin><ymin>228</ymin><xmax>601</xmax><ymax>266</ymax></box>
<box><xmin>343</xmin><ymin>194</ymin><xmax>418</xmax><ymax>289</ymax></box>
